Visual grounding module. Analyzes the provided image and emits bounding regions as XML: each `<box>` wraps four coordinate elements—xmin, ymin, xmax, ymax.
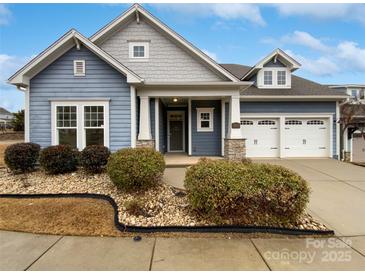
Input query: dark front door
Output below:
<box><xmin>169</xmin><ymin>120</ymin><xmax>183</xmax><ymax>151</ymax></box>
<box><xmin>169</xmin><ymin>118</ymin><xmax>184</xmax><ymax>152</ymax></box>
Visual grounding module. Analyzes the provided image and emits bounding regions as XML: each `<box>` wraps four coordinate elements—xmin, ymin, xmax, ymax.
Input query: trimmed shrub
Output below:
<box><xmin>184</xmin><ymin>159</ymin><xmax>310</xmax><ymax>225</ymax></box>
<box><xmin>39</xmin><ymin>145</ymin><xmax>79</xmax><ymax>174</ymax></box>
<box><xmin>107</xmin><ymin>147</ymin><xmax>165</xmax><ymax>191</ymax></box>
<box><xmin>80</xmin><ymin>145</ymin><xmax>110</xmax><ymax>173</ymax></box>
<box><xmin>4</xmin><ymin>142</ymin><xmax>40</xmax><ymax>173</ymax></box>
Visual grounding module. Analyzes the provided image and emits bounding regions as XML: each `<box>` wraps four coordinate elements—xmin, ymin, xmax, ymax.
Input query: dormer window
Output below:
<box><xmin>258</xmin><ymin>68</ymin><xmax>291</xmax><ymax>89</ymax></box>
<box><xmin>264</xmin><ymin>71</ymin><xmax>273</xmax><ymax>85</ymax></box>
<box><xmin>277</xmin><ymin>70</ymin><xmax>286</xmax><ymax>85</ymax></box>
<box><xmin>129</xmin><ymin>41</ymin><xmax>149</xmax><ymax>61</ymax></box>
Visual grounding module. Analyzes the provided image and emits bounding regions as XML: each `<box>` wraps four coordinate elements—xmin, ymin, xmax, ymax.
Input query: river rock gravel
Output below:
<box><xmin>0</xmin><ymin>168</ymin><xmax>328</xmax><ymax>231</ymax></box>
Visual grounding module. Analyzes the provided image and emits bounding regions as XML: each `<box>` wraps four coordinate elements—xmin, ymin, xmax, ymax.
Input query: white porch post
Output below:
<box><xmin>227</xmin><ymin>94</ymin><xmax>242</xmax><ymax>139</ymax></box>
<box><xmin>24</xmin><ymin>87</ymin><xmax>30</xmax><ymax>142</ymax></box>
<box><xmin>138</xmin><ymin>96</ymin><xmax>152</xmax><ymax>140</ymax></box>
<box><xmin>130</xmin><ymin>86</ymin><xmax>136</xmax><ymax>148</ymax></box>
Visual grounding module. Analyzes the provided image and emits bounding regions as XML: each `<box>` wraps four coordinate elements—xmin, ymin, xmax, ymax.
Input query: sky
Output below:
<box><xmin>1</xmin><ymin>3</ymin><xmax>365</xmax><ymax>112</ymax></box>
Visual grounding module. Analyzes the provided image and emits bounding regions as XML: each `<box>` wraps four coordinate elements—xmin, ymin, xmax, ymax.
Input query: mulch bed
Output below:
<box><xmin>0</xmin><ymin>168</ymin><xmax>330</xmax><ymax>233</ymax></box>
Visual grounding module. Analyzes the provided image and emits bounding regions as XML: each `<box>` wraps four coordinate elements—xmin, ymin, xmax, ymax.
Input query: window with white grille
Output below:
<box><xmin>264</xmin><ymin>71</ymin><xmax>273</xmax><ymax>85</ymax></box>
<box><xmin>277</xmin><ymin>70</ymin><xmax>286</xmax><ymax>85</ymax></box>
<box><xmin>240</xmin><ymin>120</ymin><xmax>253</xmax><ymax>125</ymax></box>
<box><xmin>197</xmin><ymin>108</ymin><xmax>214</xmax><ymax>132</ymax></box>
<box><xmin>258</xmin><ymin>120</ymin><xmax>276</xmax><ymax>125</ymax></box>
<box><xmin>285</xmin><ymin>120</ymin><xmax>302</xmax><ymax>125</ymax></box>
<box><xmin>73</xmin><ymin>60</ymin><xmax>85</xmax><ymax>76</ymax></box>
<box><xmin>307</xmin><ymin>120</ymin><xmax>324</xmax><ymax>125</ymax></box>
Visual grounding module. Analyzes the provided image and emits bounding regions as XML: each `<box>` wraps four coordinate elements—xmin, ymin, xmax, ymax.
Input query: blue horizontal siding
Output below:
<box><xmin>240</xmin><ymin>101</ymin><xmax>337</xmax><ymax>158</ymax></box>
<box><xmin>192</xmin><ymin>100</ymin><xmax>221</xmax><ymax>156</ymax></box>
<box><xmin>30</xmin><ymin>46</ymin><xmax>131</xmax><ymax>151</ymax></box>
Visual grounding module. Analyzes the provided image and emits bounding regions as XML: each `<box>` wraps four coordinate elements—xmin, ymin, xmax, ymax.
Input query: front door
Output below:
<box><xmin>168</xmin><ymin>112</ymin><xmax>185</xmax><ymax>152</ymax></box>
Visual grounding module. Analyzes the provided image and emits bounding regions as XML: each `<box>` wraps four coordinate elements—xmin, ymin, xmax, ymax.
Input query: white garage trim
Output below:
<box><xmin>240</xmin><ymin>113</ymin><xmax>333</xmax><ymax>158</ymax></box>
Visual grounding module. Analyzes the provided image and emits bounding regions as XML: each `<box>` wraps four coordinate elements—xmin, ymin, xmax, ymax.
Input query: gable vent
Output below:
<box><xmin>74</xmin><ymin>60</ymin><xmax>85</xmax><ymax>76</ymax></box>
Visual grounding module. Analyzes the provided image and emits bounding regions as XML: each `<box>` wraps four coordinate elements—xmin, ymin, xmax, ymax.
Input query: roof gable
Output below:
<box><xmin>90</xmin><ymin>4</ymin><xmax>239</xmax><ymax>82</ymax></box>
<box><xmin>8</xmin><ymin>29</ymin><xmax>142</xmax><ymax>88</ymax></box>
<box><xmin>241</xmin><ymin>48</ymin><xmax>301</xmax><ymax>80</ymax></box>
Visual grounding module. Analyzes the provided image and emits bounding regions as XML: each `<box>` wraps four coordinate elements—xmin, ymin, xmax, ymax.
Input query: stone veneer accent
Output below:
<box><xmin>136</xmin><ymin>139</ymin><xmax>155</xmax><ymax>149</ymax></box>
<box><xmin>224</xmin><ymin>139</ymin><xmax>246</xmax><ymax>161</ymax></box>
<box><xmin>344</xmin><ymin>151</ymin><xmax>351</xmax><ymax>162</ymax></box>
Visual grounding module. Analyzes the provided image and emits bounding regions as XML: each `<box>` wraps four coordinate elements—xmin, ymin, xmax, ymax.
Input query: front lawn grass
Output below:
<box><xmin>0</xmin><ymin>197</ymin><xmax>123</xmax><ymax>237</ymax></box>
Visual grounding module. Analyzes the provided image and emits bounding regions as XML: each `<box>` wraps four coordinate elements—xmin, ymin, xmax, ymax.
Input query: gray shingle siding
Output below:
<box><xmin>29</xmin><ymin>46</ymin><xmax>131</xmax><ymax>151</ymax></box>
<box><xmin>191</xmin><ymin>100</ymin><xmax>221</xmax><ymax>156</ymax></box>
<box><xmin>99</xmin><ymin>17</ymin><xmax>225</xmax><ymax>82</ymax></box>
<box><xmin>240</xmin><ymin>101</ymin><xmax>337</xmax><ymax>158</ymax></box>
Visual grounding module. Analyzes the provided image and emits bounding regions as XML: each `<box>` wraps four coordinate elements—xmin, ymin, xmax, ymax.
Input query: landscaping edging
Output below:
<box><xmin>0</xmin><ymin>193</ymin><xmax>335</xmax><ymax>236</ymax></box>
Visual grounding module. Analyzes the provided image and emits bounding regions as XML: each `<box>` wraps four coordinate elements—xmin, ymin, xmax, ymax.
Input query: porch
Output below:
<box><xmin>164</xmin><ymin>152</ymin><xmax>223</xmax><ymax>167</ymax></box>
<box><xmin>134</xmin><ymin>83</ymin><xmax>247</xmax><ymax>160</ymax></box>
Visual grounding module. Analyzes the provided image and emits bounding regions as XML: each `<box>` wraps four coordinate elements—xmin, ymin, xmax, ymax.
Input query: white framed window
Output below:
<box><xmin>277</xmin><ymin>70</ymin><xmax>286</xmax><ymax>85</ymax></box>
<box><xmin>285</xmin><ymin>120</ymin><xmax>302</xmax><ymax>125</ymax></box>
<box><xmin>197</xmin><ymin>108</ymin><xmax>214</xmax><ymax>132</ymax></box>
<box><xmin>52</xmin><ymin>101</ymin><xmax>109</xmax><ymax>150</ymax></box>
<box><xmin>263</xmin><ymin>71</ymin><xmax>273</xmax><ymax>85</ymax></box>
<box><xmin>73</xmin><ymin>60</ymin><xmax>85</xmax><ymax>76</ymax></box>
<box><xmin>129</xmin><ymin>42</ymin><xmax>149</xmax><ymax>60</ymax></box>
<box><xmin>241</xmin><ymin>120</ymin><xmax>253</xmax><ymax>125</ymax></box>
<box><xmin>56</xmin><ymin>106</ymin><xmax>78</xmax><ymax>148</ymax></box>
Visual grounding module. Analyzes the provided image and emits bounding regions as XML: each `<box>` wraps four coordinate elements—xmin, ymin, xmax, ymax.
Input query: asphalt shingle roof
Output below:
<box><xmin>220</xmin><ymin>64</ymin><xmax>347</xmax><ymax>96</ymax></box>
<box><xmin>0</xmin><ymin>107</ymin><xmax>12</xmax><ymax>116</ymax></box>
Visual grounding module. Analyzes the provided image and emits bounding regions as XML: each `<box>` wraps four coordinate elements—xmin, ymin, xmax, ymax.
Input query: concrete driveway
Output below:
<box><xmin>254</xmin><ymin>159</ymin><xmax>365</xmax><ymax>237</ymax></box>
<box><xmin>164</xmin><ymin>158</ymin><xmax>365</xmax><ymax>237</ymax></box>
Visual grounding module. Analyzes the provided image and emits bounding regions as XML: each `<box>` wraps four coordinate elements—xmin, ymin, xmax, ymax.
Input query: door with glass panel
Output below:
<box><xmin>167</xmin><ymin>111</ymin><xmax>185</xmax><ymax>152</ymax></box>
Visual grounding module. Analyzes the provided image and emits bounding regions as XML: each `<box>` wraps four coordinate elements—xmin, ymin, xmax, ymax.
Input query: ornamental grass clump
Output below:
<box><xmin>4</xmin><ymin>142</ymin><xmax>40</xmax><ymax>173</ymax></box>
<box><xmin>107</xmin><ymin>147</ymin><xmax>165</xmax><ymax>191</ymax></box>
<box><xmin>39</xmin><ymin>145</ymin><xmax>79</xmax><ymax>174</ymax></box>
<box><xmin>80</xmin><ymin>145</ymin><xmax>110</xmax><ymax>173</ymax></box>
<box><xmin>184</xmin><ymin>159</ymin><xmax>310</xmax><ymax>226</ymax></box>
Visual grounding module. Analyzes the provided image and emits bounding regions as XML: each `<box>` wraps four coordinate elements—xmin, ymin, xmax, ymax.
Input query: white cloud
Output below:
<box><xmin>274</xmin><ymin>4</ymin><xmax>365</xmax><ymax>25</ymax></box>
<box><xmin>284</xmin><ymin>49</ymin><xmax>339</xmax><ymax>76</ymax></box>
<box><xmin>0</xmin><ymin>4</ymin><xmax>11</xmax><ymax>26</ymax></box>
<box><xmin>154</xmin><ymin>4</ymin><xmax>265</xmax><ymax>26</ymax></box>
<box><xmin>336</xmin><ymin>41</ymin><xmax>365</xmax><ymax>71</ymax></box>
<box><xmin>202</xmin><ymin>49</ymin><xmax>218</xmax><ymax>62</ymax></box>
<box><xmin>283</xmin><ymin>31</ymin><xmax>330</xmax><ymax>52</ymax></box>
<box><xmin>0</xmin><ymin>54</ymin><xmax>32</xmax><ymax>112</ymax></box>
<box><xmin>263</xmin><ymin>30</ymin><xmax>365</xmax><ymax>77</ymax></box>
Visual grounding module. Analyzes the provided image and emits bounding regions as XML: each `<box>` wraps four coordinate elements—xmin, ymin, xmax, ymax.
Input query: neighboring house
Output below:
<box><xmin>0</xmin><ymin>107</ymin><xmax>14</xmax><ymax>128</ymax></box>
<box><xmin>329</xmin><ymin>85</ymin><xmax>365</xmax><ymax>162</ymax></box>
<box><xmin>8</xmin><ymin>4</ymin><xmax>348</xmax><ymax>159</ymax></box>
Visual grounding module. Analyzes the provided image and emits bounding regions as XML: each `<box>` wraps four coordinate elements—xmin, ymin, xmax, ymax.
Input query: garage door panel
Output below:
<box><xmin>284</xmin><ymin>118</ymin><xmax>329</xmax><ymax>158</ymax></box>
<box><xmin>241</xmin><ymin>119</ymin><xmax>279</xmax><ymax>158</ymax></box>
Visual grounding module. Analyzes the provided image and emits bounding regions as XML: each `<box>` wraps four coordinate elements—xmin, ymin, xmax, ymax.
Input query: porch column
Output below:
<box><xmin>227</xmin><ymin>95</ymin><xmax>242</xmax><ymax>139</ymax></box>
<box><xmin>225</xmin><ymin>94</ymin><xmax>246</xmax><ymax>160</ymax></box>
<box><xmin>138</xmin><ymin>96</ymin><xmax>152</xmax><ymax>140</ymax></box>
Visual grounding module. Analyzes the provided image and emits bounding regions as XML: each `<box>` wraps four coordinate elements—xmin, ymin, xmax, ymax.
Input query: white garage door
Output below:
<box><xmin>283</xmin><ymin>118</ymin><xmax>330</xmax><ymax>157</ymax></box>
<box><xmin>240</xmin><ymin>119</ymin><xmax>279</xmax><ymax>157</ymax></box>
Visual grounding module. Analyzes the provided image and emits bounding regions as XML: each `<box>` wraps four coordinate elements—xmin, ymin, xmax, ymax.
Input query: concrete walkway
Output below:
<box><xmin>1</xmin><ymin>230</ymin><xmax>365</xmax><ymax>270</ymax></box>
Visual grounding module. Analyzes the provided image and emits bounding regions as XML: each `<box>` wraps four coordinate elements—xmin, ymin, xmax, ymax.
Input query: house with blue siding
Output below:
<box><xmin>8</xmin><ymin>4</ymin><xmax>348</xmax><ymax>160</ymax></box>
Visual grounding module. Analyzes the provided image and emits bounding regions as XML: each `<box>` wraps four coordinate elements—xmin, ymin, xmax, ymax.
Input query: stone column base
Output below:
<box><xmin>224</xmin><ymin>138</ymin><xmax>246</xmax><ymax>161</ymax></box>
<box><xmin>136</xmin><ymin>139</ymin><xmax>155</xmax><ymax>149</ymax></box>
<box><xmin>344</xmin><ymin>151</ymin><xmax>351</xmax><ymax>162</ymax></box>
